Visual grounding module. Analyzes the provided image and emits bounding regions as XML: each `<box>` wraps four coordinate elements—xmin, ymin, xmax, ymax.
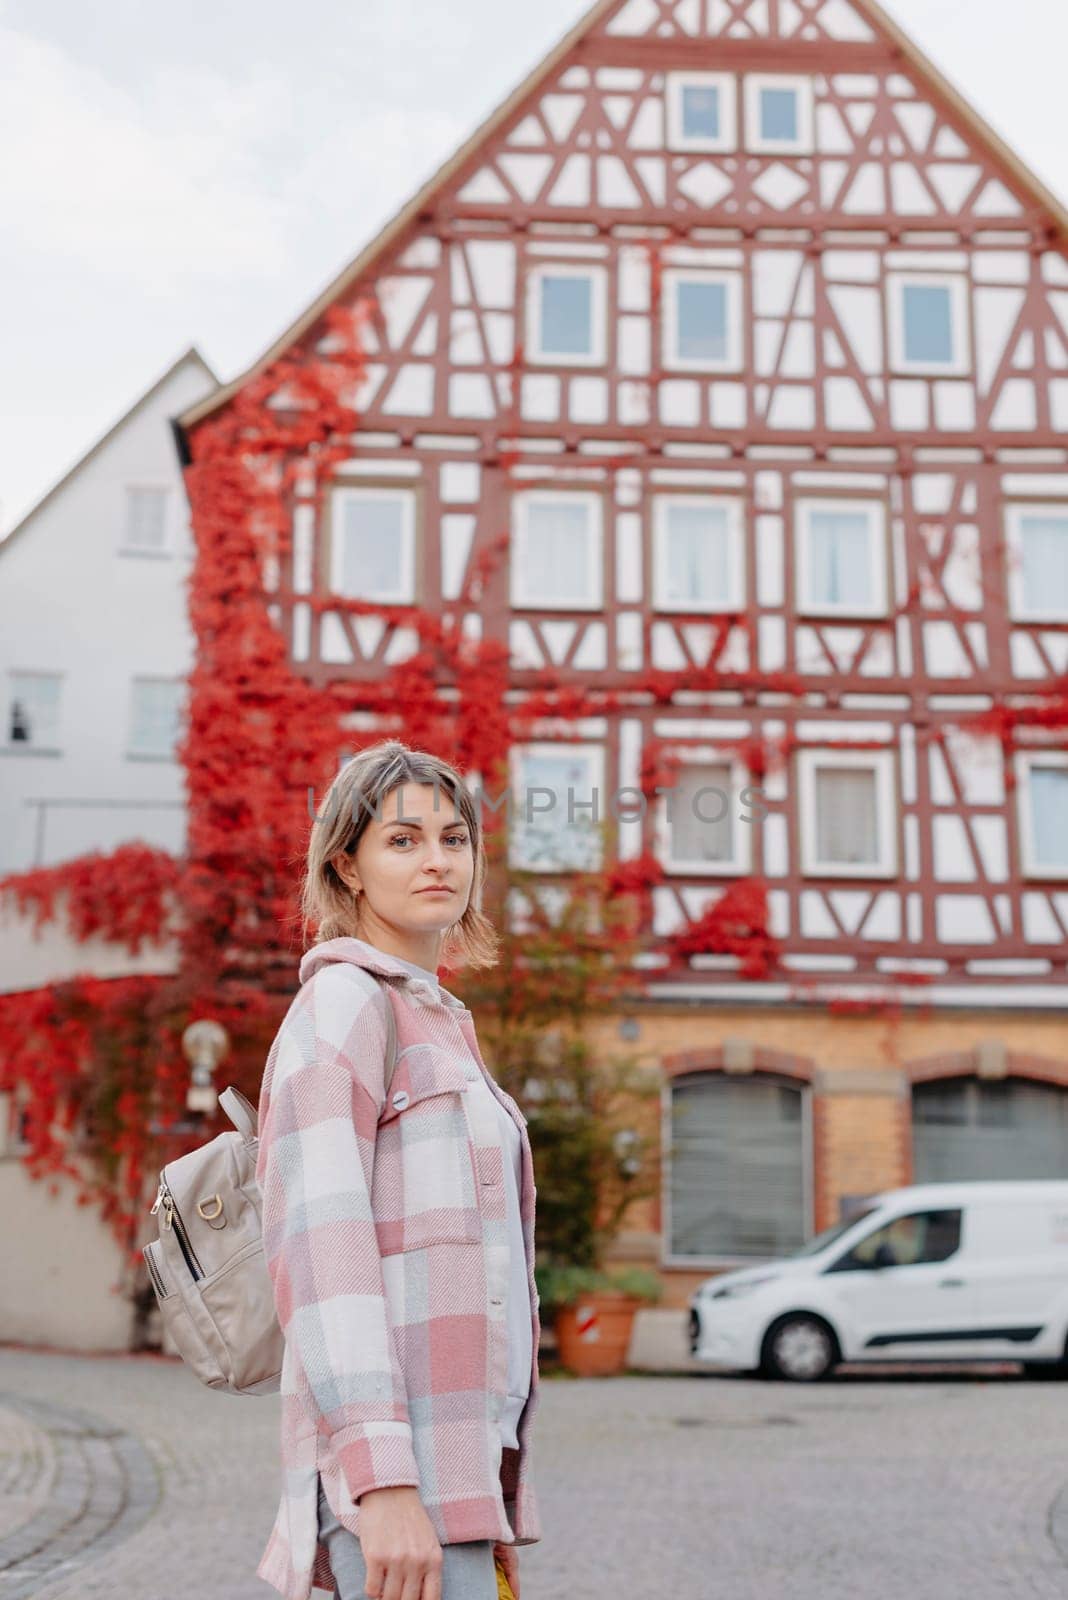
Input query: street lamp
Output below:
<box><xmin>181</xmin><ymin>1019</ymin><xmax>230</xmax><ymax>1115</ymax></box>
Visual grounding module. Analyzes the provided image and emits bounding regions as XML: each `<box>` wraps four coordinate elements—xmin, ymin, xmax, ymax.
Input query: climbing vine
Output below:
<box><xmin>0</xmin><ymin>284</ymin><xmax>795</xmax><ymax>1262</ymax></box>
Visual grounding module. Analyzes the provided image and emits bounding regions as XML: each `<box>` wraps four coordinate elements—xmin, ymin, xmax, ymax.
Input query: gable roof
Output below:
<box><xmin>2</xmin><ymin>347</ymin><xmax>218</xmax><ymax>556</ymax></box>
<box><xmin>177</xmin><ymin>0</ymin><xmax>1068</xmax><ymax>434</ymax></box>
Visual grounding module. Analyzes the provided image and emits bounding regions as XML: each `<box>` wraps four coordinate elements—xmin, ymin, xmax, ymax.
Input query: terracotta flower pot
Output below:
<box><xmin>553</xmin><ymin>1290</ymin><xmax>642</xmax><ymax>1376</ymax></box>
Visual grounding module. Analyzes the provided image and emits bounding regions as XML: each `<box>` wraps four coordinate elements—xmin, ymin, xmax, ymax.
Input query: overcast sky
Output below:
<box><xmin>2</xmin><ymin>0</ymin><xmax>1066</xmax><ymax>532</ymax></box>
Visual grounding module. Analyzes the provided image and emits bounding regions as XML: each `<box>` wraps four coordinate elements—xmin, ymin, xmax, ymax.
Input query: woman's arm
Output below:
<box><xmin>257</xmin><ymin>965</ymin><xmax>422</xmax><ymax>1504</ymax></box>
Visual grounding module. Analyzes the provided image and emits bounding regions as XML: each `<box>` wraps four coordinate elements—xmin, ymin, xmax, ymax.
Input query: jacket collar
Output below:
<box><xmin>299</xmin><ymin>936</ymin><xmax>469</xmax><ymax>1012</ymax></box>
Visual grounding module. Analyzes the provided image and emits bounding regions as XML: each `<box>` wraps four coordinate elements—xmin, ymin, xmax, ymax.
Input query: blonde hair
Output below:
<box><xmin>301</xmin><ymin>739</ymin><xmax>500</xmax><ymax>970</ymax></box>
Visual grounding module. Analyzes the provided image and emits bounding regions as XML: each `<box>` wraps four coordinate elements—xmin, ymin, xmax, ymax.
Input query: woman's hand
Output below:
<box><xmin>492</xmin><ymin>1540</ymin><xmax>520</xmax><ymax>1598</ymax></box>
<box><xmin>357</xmin><ymin>1485</ymin><xmax>444</xmax><ymax>1600</ymax></box>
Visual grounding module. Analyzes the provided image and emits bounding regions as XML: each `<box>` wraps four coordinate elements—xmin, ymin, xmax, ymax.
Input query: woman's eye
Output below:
<box><xmin>389</xmin><ymin>834</ymin><xmax>468</xmax><ymax>847</ymax></box>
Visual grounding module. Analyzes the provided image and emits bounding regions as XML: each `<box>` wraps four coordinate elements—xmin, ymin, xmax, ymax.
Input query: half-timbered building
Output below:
<box><xmin>178</xmin><ymin>0</ymin><xmax>1068</xmax><ymax>1297</ymax></box>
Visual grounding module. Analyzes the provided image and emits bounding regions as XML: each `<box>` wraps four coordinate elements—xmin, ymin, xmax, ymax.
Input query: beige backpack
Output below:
<box><xmin>144</xmin><ymin>983</ymin><xmax>398</xmax><ymax>1395</ymax></box>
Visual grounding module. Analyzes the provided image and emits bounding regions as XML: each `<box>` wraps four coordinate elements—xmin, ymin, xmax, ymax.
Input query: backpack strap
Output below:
<box><xmin>220</xmin><ymin>1085</ymin><xmax>258</xmax><ymax>1141</ymax></box>
<box><xmin>255</xmin><ymin>968</ymin><xmax>399</xmax><ymax>1126</ymax></box>
<box><xmin>380</xmin><ymin>977</ymin><xmax>400</xmax><ymax>1097</ymax></box>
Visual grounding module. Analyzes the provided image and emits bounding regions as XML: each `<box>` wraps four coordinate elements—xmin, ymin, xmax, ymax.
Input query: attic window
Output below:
<box><xmin>122</xmin><ymin>486</ymin><xmax>170</xmax><ymax>553</ymax></box>
<box><xmin>744</xmin><ymin>75</ymin><xmax>814</xmax><ymax>155</ymax></box>
<box><xmin>888</xmin><ymin>274</ymin><xmax>970</xmax><ymax>376</ymax></box>
<box><xmin>666</xmin><ymin>73</ymin><xmax>737</xmax><ymax>153</ymax></box>
<box><xmin>527</xmin><ymin>266</ymin><xmax>606</xmax><ymax>366</ymax></box>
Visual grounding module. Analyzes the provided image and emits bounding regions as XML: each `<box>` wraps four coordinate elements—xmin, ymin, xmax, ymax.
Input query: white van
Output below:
<box><xmin>688</xmin><ymin>1181</ymin><xmax>1068</xmax><ymax>1381</ymax></box>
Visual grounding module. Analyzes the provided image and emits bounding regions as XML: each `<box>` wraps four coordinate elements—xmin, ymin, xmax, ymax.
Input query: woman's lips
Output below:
<box><xmin>417</xmin><ymin>887</ymin><xmax>453</xmax><ymax>894</ymax></box>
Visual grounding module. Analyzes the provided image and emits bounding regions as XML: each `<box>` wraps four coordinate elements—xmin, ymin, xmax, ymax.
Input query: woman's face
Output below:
<box><xmin>338</xmin><ymin>782</ymin><xmax>474</xmax><ymax>937</ymax></box>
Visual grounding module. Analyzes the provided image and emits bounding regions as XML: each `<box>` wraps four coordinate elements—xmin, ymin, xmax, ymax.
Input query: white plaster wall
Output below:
<box><xmin>0</xmin><ymin>1154</ymin><xmax>134</xmax><ymax>1350</ymax></box>
<box><xmin>0</xmin><ymin>896</ymin><xmax>179</xmax><ymax>995</ymax></box>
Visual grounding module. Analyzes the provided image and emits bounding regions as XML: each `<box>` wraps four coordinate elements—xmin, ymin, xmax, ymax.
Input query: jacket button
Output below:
<box><xmin>490</xmin><ymin>1297</ymin><xmax>503</xmax><ymax>1307</ymax></box>
<box><xmin>391</xmin><ymin>1090</ymin><xmax>410</xmax><ymax>1109</ymax></box>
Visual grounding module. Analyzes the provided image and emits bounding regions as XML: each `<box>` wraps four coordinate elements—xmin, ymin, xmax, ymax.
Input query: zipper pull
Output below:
<box><xmin>150</xmin><ymin>1182</ymin><xmax>165</xmax><ymax>1216</ymax></box>
<box><xmin>162</xmin><ymin>1196</ymin><xmax>174</xmax><ymax>1230</ymax></box>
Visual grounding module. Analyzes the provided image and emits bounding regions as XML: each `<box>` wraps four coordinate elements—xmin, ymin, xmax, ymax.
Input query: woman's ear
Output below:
<box><xmin>331</xmin><ymin>851</ymin><xmax>361</xmax><ymax>894</ymax></box>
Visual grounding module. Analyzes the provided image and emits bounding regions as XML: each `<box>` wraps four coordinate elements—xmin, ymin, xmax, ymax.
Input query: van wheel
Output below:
<box><xmin>1022</xmin><ymin>1361</ymin><xmax>1068</xmax><ymax>1380</ymax></box>
<box><xmin>760</xmin><ymin>1314</ymin><xmax>839</xmax><ymax>1382</ymax></box>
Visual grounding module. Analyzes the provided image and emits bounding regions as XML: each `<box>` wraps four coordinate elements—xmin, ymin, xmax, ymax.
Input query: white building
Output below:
<box><xmin>0</xmin><ymin>348</ymin><xmax>215</xmax><ymax>1349</ymax></box>
<box><xmin>0</xmin><ymin>347</ymin><xmax>215</xmax><ymax>991</ymax></box>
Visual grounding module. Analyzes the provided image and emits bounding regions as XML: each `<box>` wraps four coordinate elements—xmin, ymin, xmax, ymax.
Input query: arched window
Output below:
<box><xmin>666</xmin><ymin>1072</ymin><xmax>810</xmax><ymax>1262</ymax></box>
<box><xmin>912</xmin><ymin>1076</ymin><xmax>1068</xmax><ymax>1182</ymax></box>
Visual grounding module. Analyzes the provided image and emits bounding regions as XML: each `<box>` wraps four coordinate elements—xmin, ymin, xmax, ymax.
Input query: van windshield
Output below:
<box><xmin>790</xmin><ymin>1209</ymin><xmax>879</xmax><ymax>1258</ymax></box>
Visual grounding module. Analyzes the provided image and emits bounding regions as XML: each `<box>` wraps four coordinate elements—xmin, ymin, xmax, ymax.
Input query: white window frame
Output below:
<box><xmin>795</xmin><ymin>497</ymin><xmax>889</xmax><ymax>619</ymax></box>
<box><xmin>508</xmin><ymin>741</ymin><xmax>606</xmax><ymax>873</ymax></box>
<box><xmin>328</xmin><ymin>486</ymin><xmax>417</xmax><ymax>603</ymax></box>
<box><xmin>887</xmin><ymin>273</ymin><xmax>971</xmax><ymax>377</ymax></box>
<box><xmin>1015</xmin><ymin>751</ymin><xmax>1068</xmax><ymax>880</ymax></box>
<box><xmin>652</xmin><ymin>495</ymin><xmax>745</xmax><ymax>612</ymax></box>
<box><xmin>510</xmin><ymin>490</ymin><xmax>603</xmax><ymax>610</ymax></box>
<box><xmin>119</xmin><ymin>483</ymin><xmax>172</xmax><ymax>557</ymax></box>
<box><xmin>654</xmin><ymin>748</ymin><xmax>753</xmax><ymax>876</ymax></box>
<box><xmin>127</xmin><ymin>676</ymin><xmax>184</xmax><ymax>761</ymax></box>
<box><xmin>526</xmin><ymin>264</ymin><xmax>607</xmax><ymax>367</ymax></box>
<box><xmin>665</xmin><ymin>72</ymin><xmax>737</xmax><ymax>154</ymax></box>
<box><xmin>5</xmin><ymin>671</ymin><xmax>63</xmax><ymax>752</ymax></box>
<box><xmin>1004</xmin><ymin>503</ymin><xmax>1068</xmax><ymax>623</ymax></box>
<box><xmin>662</xmin><ymin>269</ymin><xmax>743</xmax><ymax>373</ymax></box>
<box><xmin>798</xmin><ymin>747</ymin><xmax>898</xmax><ymax>879</ymax></box>
<box><xmin>744</xmin><ymin>74</ymin><xmax>815</xmax><ymax>155</ymax></box>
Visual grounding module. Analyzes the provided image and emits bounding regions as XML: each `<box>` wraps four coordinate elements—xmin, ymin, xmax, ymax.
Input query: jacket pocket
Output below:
<box><xmin>374</xmin><ymin>1051</ymin><xmax>481</xmax><ymax>1255</ymax></box>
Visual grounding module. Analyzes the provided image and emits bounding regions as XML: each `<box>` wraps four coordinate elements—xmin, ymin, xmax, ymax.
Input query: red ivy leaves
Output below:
<box><xmin>0</xmin><ymin>844</ymin><xmax>180</xmax><ymax>954</ymax></box>
<box><xmin>667</xmin><ymin>879</ymin><xmax>781</xmax><ymax>980</ymax></box>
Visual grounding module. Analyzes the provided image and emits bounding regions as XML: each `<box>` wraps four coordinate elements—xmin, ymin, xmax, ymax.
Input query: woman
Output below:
<box><xmin>256</xmin><ymin>741</ymin><xmax>542</xmax><ymax>1600</ymax></box>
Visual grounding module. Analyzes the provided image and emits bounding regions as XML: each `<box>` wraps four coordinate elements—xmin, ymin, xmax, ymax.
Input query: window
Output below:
<box><xmin>796</xmin><ymin>499</ymin><xmax>887</xmax><ymax>617</ymax></box>
<box><xmin>663</xmin><ymin>271</ymin><xmax>742</xmax><ymax>372</ymax></box>
<box><xmin>798</xmin><ymin>749</ymin><xmax>897</xmax><ymax>878</ymax></box>
<box><xmin>509</xmin><ymin>742</ymin><xmax>604</xmax><ymax>871</ymax></box>
<box><xmin>511</xmin><ymin>492</ymin><xmax>603</xmax><ymax>610</ymax></box>
<box><xmin>527</xmin><ymin>266</ymin><xmax>606</xmax><ymax>366</ymax></box>
<box><xmin>913</xmin><ymin>1077</ymin><xmax>1068</xmax><ymax>1181</ymax></box>
<box><xmin>657</xmin><ymin>758</ymin><xmax>751</xmax><ymax>875</ymax></box>
<box><xmin>122</xmin><ymin>486</ymin><xmax>170</xmax><ymax>553</ymax></box>
<box><xmin>888</xmin><ymin>274</ymin><xmax>970</xmax><ymax>375</ymax></box>
<box><xmin>666</xmin><ymin>73</ymin><xmax>737</xmax><ymax>153</ymax></box>
<box><xmin>329</xmin><ymin>487</ymin><xmax>416</xmax><ymax>602</ymax></box>
<box><xmin>652</xmin><ymin>497</ymin><xmax>744</xmax><ymax>612</ymax></box>
<box><xmin>744</xmin><ymin>75</ymin><xmax>814</xmax><ymax>154</ymax></box>
<box><xmin>128</xmin><ymin>678</ymin><xmax>183</xmax><ymax>758</ymax></box>
<box><xmin>1005</xmin><ymin>505</ymin><xmax>1068</xmax><ymax>621</ymax></box>
<box><xmin>827</xmin><ymin>1209</ymin><xmax>962</xmax><ymax>1272</ymax></box>
<box><xmin>0</xmin><ymin>1091</ymin><xmax>31</xmax><ymax>1160</ymax></box>
<box><xmin>7</xmin><ymin>673</ymin><xmax>62</xmax><ymax>749</ymax></box>
<box><xmin>1016</xmin><ymin>754</ymin><xmax>1068</xmax><ymax>878</ymax></box>
<box><xmin>667</xmin><ymin>1073</ymin><xmax>809</xmax><ymax>1261</ymax></box>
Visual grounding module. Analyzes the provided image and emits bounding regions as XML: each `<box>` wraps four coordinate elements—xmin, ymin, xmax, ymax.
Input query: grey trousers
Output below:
<box><xmin>316</xmin><ymin>1476</ymin><xmax>499</xmax><ymax>1600</ymax></box>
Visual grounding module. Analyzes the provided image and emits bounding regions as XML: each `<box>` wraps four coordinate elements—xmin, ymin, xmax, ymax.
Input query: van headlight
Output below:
<box><xmin>710</xmin><ymin>1273</ymin><xmax>780</xmax><ymax>1300</ymax></box>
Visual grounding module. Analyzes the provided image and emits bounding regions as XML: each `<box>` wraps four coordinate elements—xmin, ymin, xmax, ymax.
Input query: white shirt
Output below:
<box><xmin>388</xmin><ymin>955</ymin><xmax>532</xmax><ymax>1449</ymax></box>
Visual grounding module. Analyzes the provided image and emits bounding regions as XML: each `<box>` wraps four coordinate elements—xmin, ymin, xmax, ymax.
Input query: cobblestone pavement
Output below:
<box><xmin>3</xmin><ymin>1348</ymin><xmax>1068</xmax><ymax>1599</ymax></box>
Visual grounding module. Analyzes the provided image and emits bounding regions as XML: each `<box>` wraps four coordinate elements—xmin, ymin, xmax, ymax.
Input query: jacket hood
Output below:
<box><xmin>298</xmin><ymin>936</ymin><xmax>468</xmax><ymax>1012</ymax></box>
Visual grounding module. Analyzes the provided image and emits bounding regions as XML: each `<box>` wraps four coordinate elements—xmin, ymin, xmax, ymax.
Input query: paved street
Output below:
<box><xmin>2</xmin><ymin>1347</ymin><xmax>1068</xmax><ymax>1599</ymax></box>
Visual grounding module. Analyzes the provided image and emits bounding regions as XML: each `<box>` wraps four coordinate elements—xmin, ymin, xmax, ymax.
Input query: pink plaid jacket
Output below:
<box><xmin>255</xmin><ymin>938</ymin><xmax>542</xmax><ymax>1600</ymax></box>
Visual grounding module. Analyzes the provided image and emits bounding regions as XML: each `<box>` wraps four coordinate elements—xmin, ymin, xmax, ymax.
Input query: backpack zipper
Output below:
<box><xmin>154</xmin><ymin>1177</ymin><xmax>203</xmax><ymax>1281</ymax></box>
<box><xmin>144</xmin><ymin>1245</ymin><xmax>169</xmax><ymax>1299</ymax></box>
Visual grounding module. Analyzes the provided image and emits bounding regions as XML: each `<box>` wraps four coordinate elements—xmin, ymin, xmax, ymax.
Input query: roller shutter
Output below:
<box><xmin>668</xmin><ymin>1073</ymin><xmax>808</xmax><ymax>1259</ymax></box>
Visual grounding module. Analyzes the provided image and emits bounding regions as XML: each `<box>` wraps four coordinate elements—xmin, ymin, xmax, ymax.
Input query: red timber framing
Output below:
<box><xmin>180</xmin><ymin>0</ymin><xmax>1068</xmax><ymax>1008</ymax></box>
